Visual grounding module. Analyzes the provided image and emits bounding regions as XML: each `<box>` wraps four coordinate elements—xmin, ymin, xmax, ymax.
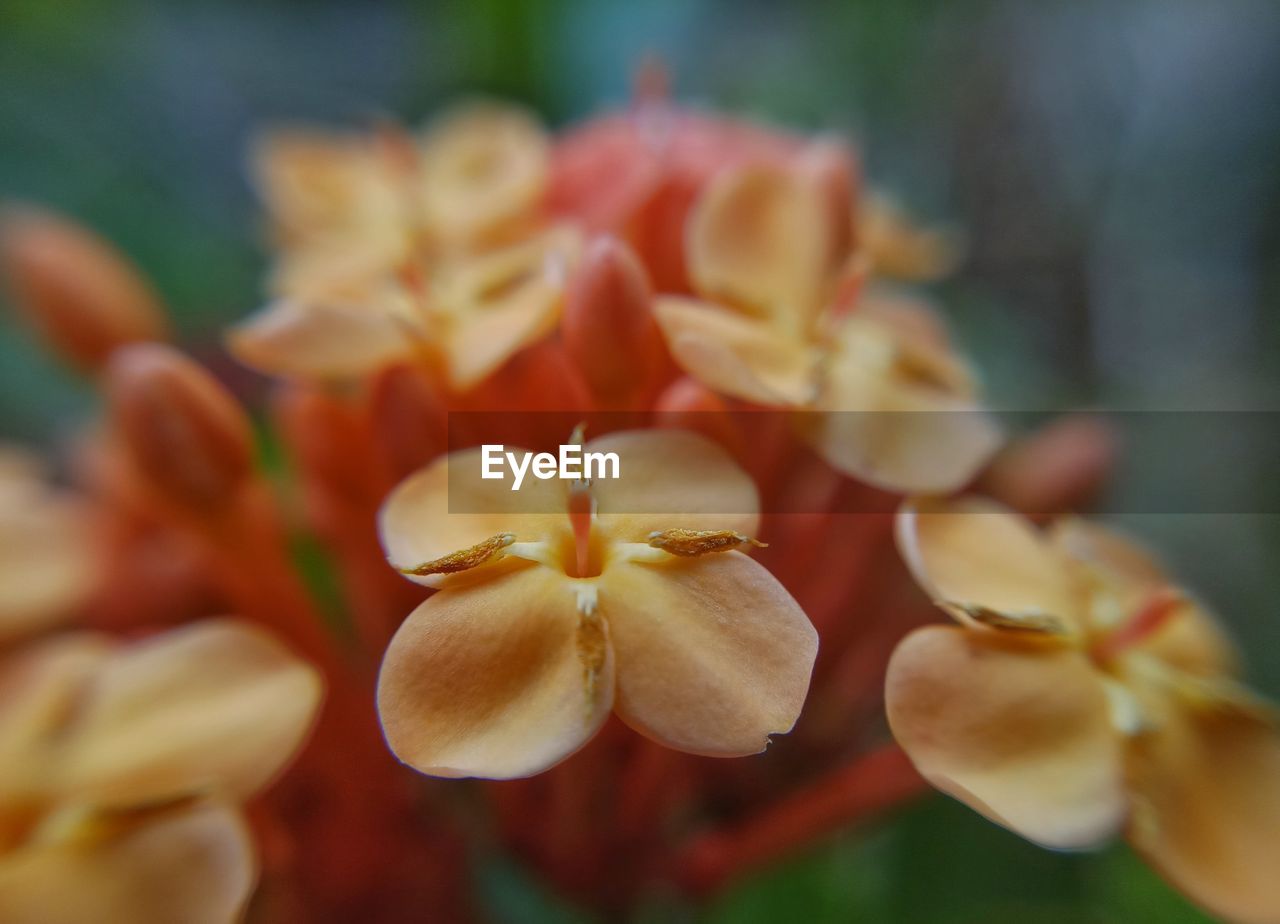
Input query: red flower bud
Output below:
<box><xmin>0</xmin><ymin>205</ymin><xmax>169</xmax><ymax>372</ymax></box>
<box><xmin>563</xmin><ymin>236</ymin><xmax>665</xmax><ymax>408</ymax></box>
<box><xmin>106</xmin><ymin>344</ymin><xmax>255</xmax><ymax>509</ymax></box>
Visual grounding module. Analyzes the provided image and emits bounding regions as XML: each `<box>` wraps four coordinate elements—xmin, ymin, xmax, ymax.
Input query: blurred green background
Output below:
<box><xmin>2</xmin><ymin>1</ymin><xmax>1278</xmax><ymax>920</ymax></box>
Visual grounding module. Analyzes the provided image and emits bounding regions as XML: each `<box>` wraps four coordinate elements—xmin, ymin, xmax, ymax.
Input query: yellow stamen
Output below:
<box><xmin>646</xmin><ymin>528</ymin><xmax>766</xmax><ymax>557</ymax></box>
<box><xmin>398</xmin><ymin>533</ymin><xmax>515</xmax><ymax>576</ymax></box>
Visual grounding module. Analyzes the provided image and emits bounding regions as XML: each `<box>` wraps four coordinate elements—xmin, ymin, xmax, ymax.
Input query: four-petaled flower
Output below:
<box><xmin>377</xmin><ymin>429</ymin><xmax>818</xmax><ymax>779</ymax></box>
<box><xmin>887</xmin><ymin>497</ymin><xmax>1280</xmax><ymax>924</ymax></box>
<box><xmin>0</xmin><ymin>620</ymin><xmax>322</xmax><ymax>923</ymax></box>
<box><xmin>653</xmin><ymin>163</ymin><xmax>1001</xmax><ymax>492</ymax></box>
<box><xmin>230</xmin><ymin>103</ymin><xmax>581</xmax><ymax>390</ymax></box>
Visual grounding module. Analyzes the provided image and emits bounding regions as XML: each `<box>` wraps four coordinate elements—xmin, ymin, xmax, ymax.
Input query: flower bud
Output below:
<box><xmin>368</xmin><ymin>363</ymin><xmax>449</xmax><ymax>481</ymax></box>
<box><xmin>106</xmin><ymin>344</ymin><xmax>254</xmax><ymax>509</ymax></box>
<box><xmin>653</xmin><ymin>376</ymin><xmax>742</xmax><ymax>456</ymax></box>
<box><xmin>0</xmin><ymin>205</ymin><xmax>168</xmax><ymax>372</ymax></box>
<box><xmin>978</xmin><ymin>414</ymin><xmax>1117</xmax><ymax>517</ymax></box>
<box><xmin>563</xmin><ymin>236</ymin><xmax>665</xmax><ymax>408</ymax></box>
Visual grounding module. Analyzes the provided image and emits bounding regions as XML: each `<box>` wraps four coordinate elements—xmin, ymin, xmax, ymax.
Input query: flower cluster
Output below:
<box><xmin>0</xmin><ymin>81</ymin><xmax>1272</xmax><ymax>924</ymax></box>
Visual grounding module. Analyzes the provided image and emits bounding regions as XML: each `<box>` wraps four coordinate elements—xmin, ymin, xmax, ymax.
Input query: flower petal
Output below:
<box><xmin>602</xmin><ymin>552</ymin><xmax>817</xmax><ymax>757</ymax></box>
<box><xmin>654</xmin><ymin>296</ymin><xmax>817</xmax><ymax>406</ymax></box>
<box><xmin>420</xmin><ymin>103</ymin><xmax>549</xmax><ymax>244</ymax></box>
<box><xmin>0</xmin><ymin>488</ymin><xmax>99</xmax><ymax>641</ymax></box>
<box><xmin>251</xmin><ymin>128</ymin><xmax>398</xmax><ymax>244</ymax></box>
<box><xmin>798</xmin><ymin>327</ymin><xmax>1000</xmax><ymax>493</ymax></box>
<box><xmin>0</xmin><ymin>635</ymin><xmax>110</xmax><ymax>799</ymax></box>
<box><xmin>0</xmin><ymin>799</ymin><xmax>254</xmax><ymax>924</ymax></box>
<box><xmin>896</xmin><ymin>497</ymin><xmax>1085</xmax><ymax>634</ymax></box>
<box><xmin>227</xmin><ymin>297</ymin><xmax>415</xmax><ymax>381</ymax></box>
<box><xmin>1128</xmin><ymin>702</ymin><xmax>1280</xmax><ymax>924</ymax></box>
<box><xmin>686</xmin><ymin>164</ymin><xmax>830</xmax><ymax>330</ymax></box>
<box><xmin>436</xmin><ymin>227</ymin><xmax>579</xmax><ymax>391</ymax></box>
<box><xmin>886</xmin><ymin>625</ymin><xmax>1127</xmax><ymax>849</ymax></box>
<box><xmin>378</xmin><ymin>447</ymin><xmax>569</xmax><ymax>589</ymax></box>
<box><xmin>377</xmin><ymin>565</ymin><xmax>613</xmax><ymax>779</ymax></box>
<box><xmin>56</xmin><ymin>620</ymin><xmax>322</xmax><ymax>805</ymax></box>
<box><xmin>587</xmin><ymin>429</ymin><xmax>760</xmax><ymax>542</ymax></box>
<box><xmin>1050</xmin><ymin>518</ymin><xmax>1237</xmax><ymax>676</ymax></box>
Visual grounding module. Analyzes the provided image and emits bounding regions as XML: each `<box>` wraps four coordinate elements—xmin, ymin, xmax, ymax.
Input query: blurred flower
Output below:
<box><xmin>0</xmin><ymin>620</ymin><xmax>322</xmax><ymax>923</ymax></box>
<box><xmin>377</xmin><ymin>429</ymin><xmax>817</xmax><ymax>779</ymax></box>
<box><xmin>0</xmin><ymin>447</ymin><xmax>100</xmax><ymax>642</ymax></box>
<box><xmin>654</xmin><ymin>164</ymin><xmax>1001</xmax><ymax>491</ymax></box>
<box><xmin>887</xmin><ymin>498</ymin><xmax>1280</xmax><ymax>924</ymax></box>
<box><xmin>231</xmin><ymin>104</ymin><xmax>583</xmax><ymax>390</ymax></box>
<box><xmin>0</xmin><ymin>205</ymin><xmax>169</xmax><ymax>374</ymax></box>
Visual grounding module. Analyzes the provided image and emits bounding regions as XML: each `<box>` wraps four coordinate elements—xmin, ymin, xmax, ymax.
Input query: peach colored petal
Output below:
<box><xmin>799</xmin><ymin>349</ymin><xmax>1001</xmax><ymax>493</ymax></box>
<box><xmin>227</xmin><ymin>296</ymin><xmax>416</xmax><ymax>381</ymax></box>
<box><xmin>1051</xmin><ymin>518</ymin><xmax>1238</xmax><ymax>676</ymax></box>
<box><xmin>603</xmin><ymin>552</ymin><xmax>817</xmax><ymax>757</ymax></box>
<box><xmin>896</xmin><ymin>497</ymin><xmax>1084</xmax><ymax>634</ymax></box>
<box><xmin>436</xmin><ymin>227</ymin><xmax>579</xmax><ymax>391</ymax></box>
<box><xmin>587</xmin><ymin>429</ymin><xmax>759</xmax><ymax>543</ymax></box>
<box><xmin>686</xmin><ymin>164</ymin><xmax>830</xmax><ymax>330</ymax></box>
<box><xmin>857</xmin><ymin>192</ymin><xmax>963</xmax><ymax>282</ymax></box>
<box><xmin>420</xmin><ymin>103</ymin><xmax>549</xmax><ymax>244</ymax></box>
<box><xmin>250</xmin><ymin>129</ymin><xmax>399</xmax><ymax>245</ymax></box>
<box><xmin>0</xmin><ymin>488</ymin><xmax>99</xmax><ymax>641</ymax></box>
<box><xmin>886</xmin><ymin>625</ymin><xmax>1126</xmax><ymax>849</ymax></box>
<box><xmin>57</xmin><ymin>620</ymin><xmax>322</xmax><ymax>805</ymax></box>
<box><xmin>377</xmin><ymin>566</ymin><xmax>613</xmax><ymax>779</ymax></box>
<box><xmin>0</xmin><ymin>635</ymin><xmax>110</xmax><ymax>800</ymax></box>
<box><xmin>653</xmin><ymin>297</ymin><xmax>817</xmax><ymax>406</ymax></box>
<box><xmin>378</xmin><ymin>447</ymin><xmax>569</xmax><ymax>589</ymax></box>
<box><xmin>1128</xmin><ymin>701</ymin><xmax>1280</xmax><ymax>924</ymax></box>
<box><xmin>0</xmin><ymin>799</ymin><xmax>253</xmax><ymax>924</ymax></box>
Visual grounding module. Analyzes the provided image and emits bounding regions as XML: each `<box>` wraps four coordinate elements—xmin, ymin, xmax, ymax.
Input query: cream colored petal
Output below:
<box><xmin>886</xmin><ymin>625</ymin><xmax>1127</xmax><ymax>849</ymax></box>
<box><xmin>0</xmin><ymin>490</ymin><xmax>99</xmax><ymax>641</ymax></box>
<box><xmin>798</xmin><ymin>321</ymin><xmax>1001</xmax><ymax>493</ymax></box>
<box><xmin>1128</xmin><ymin>700</ymin><xmax>1280</xmax><ymax>924</ymax></box>
<box><xmin>602</xmin><ymin>552</ymin><xmax>817</xmax><ymax>757</ymax></box>
<box><xmin>686</xmin><ymin>164</ymin><xmax>831</xmax><ymax>330</ymax></box>
<box><xmin>56</xmin><ymin>620</ymin><xmax>322</xmax><ymax>805</ymax></box>
<box><xmin>0</xmin><ymin>799</ymin><xmax>254</xmax><ymax>924</ymax></box>
<box><xmin>436</xmin><ymin>227</ymin><xmax>579</xmax><ymax>391</ymax></box>
<box><xmin>227</xmin><ymin>297</ymin><xmax>416</xmax><ymax>381</ymax></box>
<box><xmin>378</xmin><ymin>447</ymin><xmax>569</xmax><ymax>589</ymax></box>
<box><xmin>420</xmin><ymin>103</ymin><xmax>549</xmax><ymax>244</ymax></box>
<box><xmin>377</xmin><ymin>565</ymin><xmax>613</xmax><ymax>779</ymax></box>
<box><xmin>896</xmin><ymin>496</ymin><xmax>1085</xmax><ymax>634</ymax></box>
<box><xmin>586</xmin><ymin>429</ymin><xmax>759</xmax><ymax>542</ymax></box>
<box><xmin>1049</xmin><ymin>517</ymin><xmax>1169</xmax><ymax>589</ymax></box>
<box><xmin>654</xmin><ymin>296</ymin><xmax>817</xmax><ymax>406</ymax></box>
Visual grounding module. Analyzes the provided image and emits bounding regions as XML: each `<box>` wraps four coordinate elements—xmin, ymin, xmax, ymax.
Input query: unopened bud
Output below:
<box><xmin>106</xmin><ymin>344</ymin><xmax>254</xmax><ymax>509</ymax></box>
<box><xmin>0</xmin><ymin>205</ymin><xmax>168</xmax><ymax>372</ymax></box>
<box><xmin>368</xmin><ymin>362</ymin><xmax>448</xmax><ymax>480</ymax></box>
<box><xmin>563</xmin><ymin>236</ymin><xmax>665</xmax><ymax>408</ymax></box>
<box><xmin>654</xmin><ymin>376</ymin><xmax>742</xmax><ymax>456</ymax></box>
<box><xmin>978</xmin><ymin>414</ymin><xmax>1117</xmax><ymax>518</ymax></box>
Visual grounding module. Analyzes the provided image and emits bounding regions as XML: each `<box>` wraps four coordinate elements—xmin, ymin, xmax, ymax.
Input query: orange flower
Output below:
<box><xmin>230</xmin><ymin>104</ymin><xmax>581</xmax><ymax>390</ymax></box>
<box><xmin>0</xmin><ymin>448</ymin><xmax>100</xmax><ymax>642</ymax></box>
<box><xmin>653</xmin><ymin>164</ymin><xmax>1001</xmax><ymax>491</ymax></box>
<box><xmin>376</xmin><ymin>429</ymin><xmax>817</xmax><ymax>779</ymax></box>
<box><xmin>0</xmin><ymin>620</ymin><xmax>321</xmax><ymax>923</ymax></box>
<box><xmin>887</xmin><ymin>497</ymin><xmax>1280</xmax><ymax>924</ymax></box>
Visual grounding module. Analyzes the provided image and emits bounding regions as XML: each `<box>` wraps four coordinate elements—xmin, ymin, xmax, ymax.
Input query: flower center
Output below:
<box><xmin>1089</xmin><ymin>586</ymin><xmax>1184</xmax><ymax>664</ymax></box>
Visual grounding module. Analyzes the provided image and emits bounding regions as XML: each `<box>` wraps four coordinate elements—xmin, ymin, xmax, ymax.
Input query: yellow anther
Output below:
<box><xmin>399</xmin><ymin>533</ymin><xmax>515</xmax><ymax>576</ymax></box>
<box><xmin>646</xmin><ymin>528</ymin><xmax>766</xmax><ymax>558</ymax></box>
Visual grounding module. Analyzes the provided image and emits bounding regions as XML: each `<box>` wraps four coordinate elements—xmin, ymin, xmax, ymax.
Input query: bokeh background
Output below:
<box><xmin>2</xmin><ymin>1</ymin><xmax>1278</xmax><ymax>920</ymax></box>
